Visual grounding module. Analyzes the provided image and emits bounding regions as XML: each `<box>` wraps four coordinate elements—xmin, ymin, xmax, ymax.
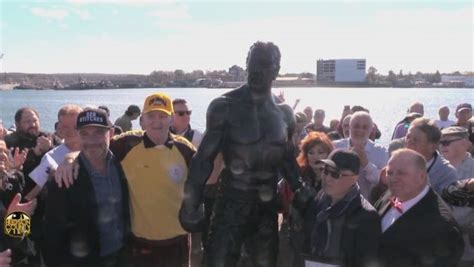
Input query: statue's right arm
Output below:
<box><xmin>180</xmin><ymin>97</ymin><xmax>228</xmax><ymax>231</ymax></box>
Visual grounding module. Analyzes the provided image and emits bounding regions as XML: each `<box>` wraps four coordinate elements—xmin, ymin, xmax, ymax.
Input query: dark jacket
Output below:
<box><xmin>442</xmin><ymin>178</ymin><xmax>474</xmax><ymax>207</ymax></box>
<box><xmin>302</xmin><ymin>191</ymin><xmax>381</xmax><ymax>267</ymax></box>
<box><xmin>376</xmin><ymin>188</ymin><xmax>464</xmax><ymax>267</ymax></box>
<box><xmin>43</xmin><ymin>154</ymin><xmax>130</xmax><ymax>267</ymax></box>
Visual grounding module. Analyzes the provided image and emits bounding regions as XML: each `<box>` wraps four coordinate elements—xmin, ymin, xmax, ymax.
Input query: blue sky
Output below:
<box><xmin>0</xmin><ymin>0</ymin><xmax>472</xmax><ymax>74</ymax></box>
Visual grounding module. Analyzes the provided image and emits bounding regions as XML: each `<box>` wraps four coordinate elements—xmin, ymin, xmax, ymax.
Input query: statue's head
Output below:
<box><xmin>246</xmin><ymin>41</ymin><xmax>281</xmax><ymax>93</ymax></box>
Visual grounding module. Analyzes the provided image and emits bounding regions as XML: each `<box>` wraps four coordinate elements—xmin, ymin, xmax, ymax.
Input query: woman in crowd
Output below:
<box><xmin>296</xmin><ymin>132</ymin><xmax>334</xmax><ymax>190</ymax></box>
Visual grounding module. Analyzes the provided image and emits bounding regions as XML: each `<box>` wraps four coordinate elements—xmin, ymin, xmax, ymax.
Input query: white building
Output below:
<box><xmin>317</xmin><ymin>59</ymin><xmax>366</xmax><ymax>83</ymax></box>
<box><xmin>441</xmin><ymin>75</ymin><xmax>474</xmax><ymax>87</ymax></box>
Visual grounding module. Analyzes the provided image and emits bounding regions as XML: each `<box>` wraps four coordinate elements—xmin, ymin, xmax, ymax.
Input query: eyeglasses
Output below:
<box><xmin>440</xmin><ymin>138</ymin><xmax>463</xmax><ymax>146</ymax></box>
<box><xmin>175</xmin><ymin>110</ymin><xmax>192</xmax><ymax>116</ymax></box>
<box><xmin>323</xmin><ymin>165</ymin><xmax>355</xmax><ymax>180</ymax></box>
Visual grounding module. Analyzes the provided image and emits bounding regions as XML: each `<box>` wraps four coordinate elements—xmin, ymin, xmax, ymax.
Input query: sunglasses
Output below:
<box><xmin>440</xmin><ymin>138</ymin><xmax>463</xmax><ymax>146</ymax></box>
<box><xmin>175</xmin><ymin>110</ymin><xmax>192</xmax><ymax>116</ymax></box>
<box><xmin>323</xmin><ymin>165</ymin><xmax>355</xmax><ymax>180</ymax></box>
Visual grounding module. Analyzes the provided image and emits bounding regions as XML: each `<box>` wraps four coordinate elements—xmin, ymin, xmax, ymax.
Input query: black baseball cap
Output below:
<box><xmin>318</xmin><ymin>149</ymin><xmax>361</xmax><ymax>175</ymax></box>
<box><xmin>76</xmin><ymin>108</ymin><xmax>112</xmax><ymax>130</ymax></box>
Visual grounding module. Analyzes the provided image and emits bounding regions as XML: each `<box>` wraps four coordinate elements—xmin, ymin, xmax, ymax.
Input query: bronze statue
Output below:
<box><xmin>180</xmin><ymin>41</ymin><xmax>306</xmax><ymax>266</ymax></box>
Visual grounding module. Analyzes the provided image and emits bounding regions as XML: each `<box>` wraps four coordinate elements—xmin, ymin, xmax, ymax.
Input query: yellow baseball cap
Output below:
<box><xmin>142</xmin><ymin>93</ymin><xmax>174</xmax><ymax>115</ymax></box>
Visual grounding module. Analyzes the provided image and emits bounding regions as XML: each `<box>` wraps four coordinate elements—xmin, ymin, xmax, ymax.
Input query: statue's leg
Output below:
<box><xmin>246</xmin><ymin>206</ymin><xmax>279</xmax><ymax>267</ymax></box>
<box><xmin>205</xmin><ymin>197</ymin><xmax>250</xmax><ymax>267</ymax></box>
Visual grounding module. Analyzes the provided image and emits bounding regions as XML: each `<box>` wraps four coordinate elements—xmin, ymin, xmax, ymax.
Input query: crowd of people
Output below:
<box><xmin>0</xmin><ymin>42</ymin><xmax>473</xmax><ymax>267</ymax></box>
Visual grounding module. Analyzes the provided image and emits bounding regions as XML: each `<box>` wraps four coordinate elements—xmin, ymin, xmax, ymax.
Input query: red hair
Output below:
<box><xmin>296</xmin><ymin>132</ymin><xmax>334</xmax><ymax>174</ymax></box>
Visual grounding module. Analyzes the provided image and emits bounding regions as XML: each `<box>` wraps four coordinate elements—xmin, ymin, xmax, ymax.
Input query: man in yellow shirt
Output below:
<box><xmin>110</xmin><ymin>93</ymin><xmax>195</xmax><ymax>267</ymax></box>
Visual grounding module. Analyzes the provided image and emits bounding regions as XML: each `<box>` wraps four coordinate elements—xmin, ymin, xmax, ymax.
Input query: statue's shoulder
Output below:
<box><xmin>277</xmin><ymin>102</ymin><xmax>295</xmax><ymax>122</ymax></box>
<box><xmin>222</xmin><ymin>84</ymin><xmax>247</xmax><ymax>100</ymax></box>
<box><xmin>208</xmin><ymin>84</ymin><xmax>247</xmax><ymax>113</ymax></box>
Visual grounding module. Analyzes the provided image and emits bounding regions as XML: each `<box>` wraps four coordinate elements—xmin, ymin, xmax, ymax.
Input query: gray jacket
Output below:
<box><xmin>428</xmin><ymin>151</ymin><xmax>460</xmax><ymax>195</ymax></box>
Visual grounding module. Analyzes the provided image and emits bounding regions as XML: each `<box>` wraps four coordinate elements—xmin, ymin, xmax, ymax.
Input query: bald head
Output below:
<box><xmin>387</xmin><ymin>149</ymin><xmax>428</xmax><ymax>201</ymax></box>
<box><xmin>438</xmin><ymin>106</ymin><xmax>450</xmax><ymax>121</ymax></box>
<box><xmin>409</xmin><ymin>102</ymin><xmax>424</xmax><ymax>116</ymax></box>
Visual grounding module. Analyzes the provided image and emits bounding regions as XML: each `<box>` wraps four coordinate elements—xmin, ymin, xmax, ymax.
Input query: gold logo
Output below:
<box><xmin>148</xmin><ymin>97</ymin><xmax>166</xmax><ymax>107</ymax></box>
<box><xmin>4</xmin><ymin>211</ymin><xmax>31</xmax><ymax>238</ymax></box>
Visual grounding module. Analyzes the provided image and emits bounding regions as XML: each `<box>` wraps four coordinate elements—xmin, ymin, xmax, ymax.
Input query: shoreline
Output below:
<box><xmin>3</xmin><ymin>85</ymin><xmax>473</xmax><ymax>91</ymax></box>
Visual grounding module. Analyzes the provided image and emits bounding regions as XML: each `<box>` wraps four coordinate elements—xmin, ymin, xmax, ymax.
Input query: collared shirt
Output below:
<box><xmin>426</xmin><ymin>156</ymin><xmax>435</xmax><ymax>170</ymax></box>
<box><xmin>30</xmin><ymin>143</ymin><xmax>71</xmax><ymax>187</ymax></box>
<box><xmin>170</xmin><ymin>124</ymin><xmax>203</xmax><ymax>148</ymax></box>
<box><xmin>113</xmin><ymin>131</ymin><xmax>195</xmax><ymax>240</ymax></box>
<box><xmin>80</xmin><ymin>151</ymin><xmax>124</xmax><ymax>257</ymax></box>
<box><xmin>381</xmin><ymin>185</ymin><xmax>429</xmax><ymax>232</ymax></box>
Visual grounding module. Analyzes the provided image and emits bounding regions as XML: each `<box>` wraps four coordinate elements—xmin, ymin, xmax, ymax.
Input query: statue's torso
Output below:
<box><xmin>219</xmin><ymin>93</ymin><xmax>290</xmax><ymax>192</ymax></box>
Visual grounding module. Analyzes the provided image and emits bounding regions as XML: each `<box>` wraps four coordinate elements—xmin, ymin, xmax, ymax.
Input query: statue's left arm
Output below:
<box><xmin>179</xmin><ymin>96</ymin><xmax>228</xmax><ymax>232</ymax></box>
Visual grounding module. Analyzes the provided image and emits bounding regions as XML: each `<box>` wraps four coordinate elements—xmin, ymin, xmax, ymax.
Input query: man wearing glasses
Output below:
<box><xmin>439</xmin><ymin>126</ymin><xmax>474</xmax><ymax>267</ymax></box>
<box><xmin>439</xmin><ymin>126</ymin><xmax>474</xmax><ymax>180</ymax></box>
<box><xmin>170</xmin><ymin>98</ymin><xmax>203</xmax><ymax>148</ymax></box>
<box><xmin>302</xmin><ymin>149</ymin><xmax>381</xmax><ymax>267</ymax></box>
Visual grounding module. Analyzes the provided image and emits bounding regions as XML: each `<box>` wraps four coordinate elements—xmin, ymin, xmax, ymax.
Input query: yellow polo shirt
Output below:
<box><xmin>111</xmin><ymin>131</ymin><xmax>195</xmax><ymax>240</ymax></box>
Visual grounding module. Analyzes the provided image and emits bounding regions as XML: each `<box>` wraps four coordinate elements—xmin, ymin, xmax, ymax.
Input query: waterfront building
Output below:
<box><xmin>317</xmin><ymin>59</ymin><xmax>366</xmax><ymax>84</ymax></box>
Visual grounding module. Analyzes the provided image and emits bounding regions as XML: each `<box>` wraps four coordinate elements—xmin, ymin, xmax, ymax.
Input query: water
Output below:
<box><xmin>1</xmin><ymin>87</ymin><xmax>472</xmax><ymax>146</ymax></box>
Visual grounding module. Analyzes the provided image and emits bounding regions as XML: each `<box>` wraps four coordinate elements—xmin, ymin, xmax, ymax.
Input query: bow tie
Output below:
<box><xmin>390</xmin><ymin>197</ymin><xmax>403</xmax><ymax>214</ymax></box>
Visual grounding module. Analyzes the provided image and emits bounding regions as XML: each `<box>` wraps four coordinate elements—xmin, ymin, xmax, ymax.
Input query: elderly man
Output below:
<box><xmin>180</xmin><ymin>42</ymin><xmax>305</xmax><ymax>266</ymax></box>
<box><xmin>439</xmin><ymin>126</ymin><xmax>474</xmax><ymax>267</ymax></box>
<box><xmin>333</xmin><ymin>111</ymin><xmax>388</xmax><ymax>199</ymax></box>
<box><xmin>454</xmin><ymin>103</ymin><xmax>474</xmax><ymax>154</ymax></box>
<box><xmin>170</xmin><ymin>98</ymin><xmax>203</xmax><ymax>148</ymax></box>
<box><xmin>405</xmin><ymin>118</ymin><xmax>459</xmax><ymax>194</ymax></box>
<box><xmin>44</xmin><ymin>108</ymin><xmax>129</xmax><ymax>267</ymax></box>
<box><xmin>440</xmin><ymin>126</ymin><xmax>474</xmax><ymax>180</ymax></box>
<box><xmin>377</xmin><ymin>149</ymin><xmax>463</xmax><ymax>267</ymax></box>
<box><xmin>114</xmin><ymin>93</ymin><xmax>195</xmax><ymax>267</ymax></box>
<box><xmin>302</xmin><ymin>149</ymin><xmax>380</xmax><ymax>267</ymax></box>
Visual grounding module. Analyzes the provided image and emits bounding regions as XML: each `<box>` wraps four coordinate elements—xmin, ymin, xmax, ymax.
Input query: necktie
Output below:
<box><xmin>390</xmin><ymin>197</ymin><xmax>403</xmax><ymax>213</ymax></box>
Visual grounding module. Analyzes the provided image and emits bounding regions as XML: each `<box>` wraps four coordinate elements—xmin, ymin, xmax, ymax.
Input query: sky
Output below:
<box><xmin>0</xmin><ymin>0</ymin><xmax>472</xmax><ymax>75</ymax></box>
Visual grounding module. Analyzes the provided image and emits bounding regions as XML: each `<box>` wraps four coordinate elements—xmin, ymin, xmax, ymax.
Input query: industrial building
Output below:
<box><xmin>317</xmin><ymin>59</ymin><xmax>366</xmax><ymax>84</ymax></box>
